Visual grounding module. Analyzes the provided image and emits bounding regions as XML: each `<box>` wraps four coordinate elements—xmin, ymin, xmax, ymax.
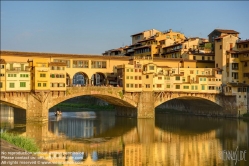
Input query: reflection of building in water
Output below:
<box><xmin>0</xmin><ymin>104</ymin><xmax>14</xmax><ymax>131</ymax></box>
<box><xmin>124</xmin><ymin>129</ymin><xmax>224</xmax><ymax>166</ymax></box>
<box><xmin>237</xmin><ymin>121</ymin><xmax>248</xmax><ymax>147</ymax></box>
<box><xmin>125</xmin><ymin>144</ymin><xmax>142</xmax><ymax>166</ymax></box>
<box><xmin>49</xmin><ymin>118</ymin><xmax>95</xmax><ymax>138</ymax></box>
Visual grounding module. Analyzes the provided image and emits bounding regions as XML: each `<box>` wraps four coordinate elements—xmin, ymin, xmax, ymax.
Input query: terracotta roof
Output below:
<box><xmin>227</xmin><ymin>82</ymin><xmax>249</xmax><ymax>87</ymax></box>
<box><xmin>215</xmin><ymin>35</ymin><xmax>229</xmax><ymax>40</ymax></box>
<box><xmin>237</xmin><ymin>39</ymin><xmax>249</xmax><ymax>44</ymax></box>
<box><xmin>215</xmin><ymin>29</ymin><xmax>239</xmax><ymax>34</ymax></box>
<box><xmin>0</xmin><ymin>59</ymin><xmax>6</xmax><ymax>64</ymax></box>
<box><xmin>162</xmin><ymin>42</ymin><xmax>182</xmax><ymax>48</ymax></box>
<box><xmin>49</xmin><ymin>62</ymin><xmax>67</xmax><ymax>66</ymax></box>
<box><xmin>213</xmin><ymin>68</ymin><xmax>223</xmax><ymax>71</ymax></box>
<box><xmin>133</xmin><ymin>45</ymin><xmax>151</xmax><ymax>50</ymax></box>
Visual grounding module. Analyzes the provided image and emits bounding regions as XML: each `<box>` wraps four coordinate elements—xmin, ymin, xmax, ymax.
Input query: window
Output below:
<box><xmin>195</xmin><ymin>86</ymin><xmax>198</xmax><ymax>90</ymax></box>
<box><xmin>126</xmin><ymin>84</ymin><xmax>129</xmax><ymax>88</ymax></box>
<box><xmin>139</xmin><ymin>76</ymin><xmax>141</xmax><ymax>80</ymax></box>
<box><xmin>243</xmin><ymin>44</ymin><xmax>248</xmax><ymax>48</ymax></box>
<box><xmin>201</xmin><ymin>85</ymin><xmax>205</xmax><ymax>90</ymax></box>
<box><xmin>130</xmin><ymin>76</ymin><xmax>133</xmax><ymax>79</ymax></box>
<box><xmin>157</xmin><ymin>84</ymin><xmax>162</xmax><ymax>88</ymax></box>
<box><xmin>131</xmin><ymin>69</ymin><xmax>133</xmax><ymax>72</ymax></box>
<box><xmin>149</xmin><ymin>66</ymin><xmax>154</xmax><ymax>70</ymax></box>
<box><xmin>43</xmin><ymin>83</ymin><xmax>46</xmax><ymax>87</ymax></box>
<box><xmin>183</xmin><ymin>86</ymin><xmax>189</xmax><ymax>89</ymax></box>
<box><xmin>175</xmin><ymin>85</ymin><xmax>180</xmax><ymax>89</ymax></box>
<box><xmin>232</xmin><ymin>63</ymin><xmax>239</xmax><ymax>70</ymax></box>
<box><xmin>191</xmin><ymin>85</ymin><xmax>194</xmax><ymax>90</ymax></box>
<box><xmin>139</xmin><ymin>84</ymin><xmax>142</xmax><ymax>88</ymax></box>
<box><xmin>158</xmin><ymin>77</ymin><xmax>162</xmax><ymax>80</ymax></box>
<box><xmin>38</xmin><ymin>83</ymin><xmax>41</xmax><ymax>87</ymax></box>
<box><xmin>130</xmin><ymin>84</ymin><xmax>133</xmax><ymax>88</ymax></box>
<box><xmin>9</xmin><ymin>83</ymin><xmax>15</xmax><ymax>88</ymax></box>
<box><xmin>91</xmin><ymin>61</ymin><xmax>106</xmax><ymax>68</ymax></box>
<box><xmin>126</xmin><ymin>76</ymin><xmax>129</xmax><ymax>79</ymax></box>
<box><xmin>0</xmin><ymin>65</ymin><xmax>4</xmax><ymax>69</ymax></box>
<box><xmin>175</xmin><ymin>76</ymin><xmax>180</xmax><ymax>80</ymax></box>
<box><xmin>220</xmin><ymin>45</ymin><xmax>222</xmax><ymax>49</ymax></box>
<box><xmin>190</xmin><ymin>70</ymin><xmax>194</xmax><ymax>74</ymax></box>
<box><xmin>146</xmin><ymin>75</ymin><xmax>149</xmax><ymax>79</ymax></box>
<box><xmin>232</xmin><ymin>72</ymin><xmax>239</xmax><ymax>79</ymax></box>
<box><xmin>146</xmin><ymin>84</ymin><xmax>150</xmax><ymax>88</ymax></box>
<box><xmin>0</xmin><ymin>74</ymin><xmax>4</xmax><ymax>77</ymax></box>
<box><xmin>20</xmin><ymin>82</ymin><xmax>26</xmax><ymax>87</ymax></box>
<box><xmin>193</xmin><ymin>56</ymin><xmax>196</xmax><ymax>60</ymax></box>
<box><xmin>51</xmin><ymin>74</ymin><xmax>55</xmax><ymax>78</ymax></box>
<box><xmin>200</xmin><ymin>78</ymin><xmax>203</xmax><ymax>81</ymax></box>
<box><xmin>0</xmin><ymin>82</ymin><xmax>2</xmax><ymax>88</ymax></box>
<box><xmin>40</xmin><ymin>73</ymin><xmax>46</xmax><ymax>77</ymax></box>
<box><xmin>126</xmin><ymin>69</ymin><xmax>129</xmax><ymax>72</ymax></box>
<box><xmin>166</xmin><ymin>85</ymin><xmax>170</xmax><ymax>88</ymax></box>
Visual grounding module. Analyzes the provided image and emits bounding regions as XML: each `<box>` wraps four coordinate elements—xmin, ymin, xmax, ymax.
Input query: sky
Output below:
<box><xmin>1</xmin><ymin>1</ymin><xmax>249</xmax><ymax>55</ymax></box>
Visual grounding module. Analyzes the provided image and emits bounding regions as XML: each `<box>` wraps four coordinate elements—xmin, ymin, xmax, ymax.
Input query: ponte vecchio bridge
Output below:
<box><xmin>0</xmin><ymin>51</ymin><xmax>238</xmax><ymax>120</ymax></box>
<box><xmin>0</xmin><ymin>86</ymin><xmax>236</xmax><ymax>121</ymax></box>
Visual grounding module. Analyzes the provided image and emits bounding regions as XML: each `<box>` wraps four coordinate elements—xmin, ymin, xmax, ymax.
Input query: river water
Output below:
<box><xmin>1</xmin><ymin>104</ymin><xmax>249</xmax><ymax>166</ymax></box>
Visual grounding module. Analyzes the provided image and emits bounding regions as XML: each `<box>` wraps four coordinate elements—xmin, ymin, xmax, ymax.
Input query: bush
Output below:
<box><xmin>0</xmin><ymin>132</ymin><xmax>39</xmax><ymax>152</ymax></box>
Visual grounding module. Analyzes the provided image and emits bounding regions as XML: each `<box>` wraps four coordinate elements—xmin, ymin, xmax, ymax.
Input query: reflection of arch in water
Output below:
<box><xmin>91</xmin><ymin>72</ymin><xmax>106</xmax><ymax>86</ymax></box>
<box><xmin>73</xmin><ymin>72</ymin><xmax>89</xmax><ymax>86</ymax></box>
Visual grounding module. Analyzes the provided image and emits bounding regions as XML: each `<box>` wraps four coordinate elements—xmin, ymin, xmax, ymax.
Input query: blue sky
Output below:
<box><xmin>1</xmin><ymin>1</ymin><xmax>249</xmax><ymax>55</ymax></box>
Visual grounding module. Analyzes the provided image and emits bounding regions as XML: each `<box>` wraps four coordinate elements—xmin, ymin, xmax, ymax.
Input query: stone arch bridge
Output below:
<box><xmin>0</xmin><ymin>87</ymin><xmax>237</xmax><ymax>121</ymax></box>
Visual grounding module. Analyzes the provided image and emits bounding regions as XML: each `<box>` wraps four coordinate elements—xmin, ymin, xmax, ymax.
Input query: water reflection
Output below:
<box><xmin>0</xmin><ymin>104</ymin><xmax>14</xmax><ymax>132</ymax></box>
<box><xmin>1</xmin><ymin>104</ymin><xmax>249</xmax><ymax>166</ymax></box>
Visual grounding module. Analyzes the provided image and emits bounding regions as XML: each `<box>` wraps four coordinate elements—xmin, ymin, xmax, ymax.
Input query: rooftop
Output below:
<box><xmin>0</xmin><ymin>59</ymin><xmax>6</xmax><ymax>64</ymax></box>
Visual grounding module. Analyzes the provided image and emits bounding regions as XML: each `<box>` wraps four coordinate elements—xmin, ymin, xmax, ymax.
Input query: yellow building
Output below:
<box><xmin>237</xmin><ymin>39</ymin><xmax>249</xmax><ymax>84</ymax></box>
<box><xmin>49</xmin><ymin>62</ymin><xmax>67</xmax><ymax>91</ymax></box>
<box><xmin>120</xmin><ymin>57</ymin><xmax>222</xmax><ymax>93</ymax></box>
<box><xmin>5</xmin><ymin>62</ymin><xmax>31</xmax><ymax>92</ymax></box>
<box><xmin>214</xmin><ymin>34</ymin><xmax>239</xmax><ymax>84</ymax></box>
<box><xmin>28</xmin><ymin>58</ymin><xmax>50</xmax><ymax>92</ymax></box>
<box><xmin>0</xmin><ymin>59</ymin><xmax>6</xmax><ymax>91</ymax></box>
<box><xmin>131</xmin><ymin>29</ymin><xmax>161</xmax><ymax>45</ymax></box>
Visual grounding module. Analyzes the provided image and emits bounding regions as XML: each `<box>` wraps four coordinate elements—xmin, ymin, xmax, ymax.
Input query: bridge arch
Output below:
<box><xmin>0</xmin><ymin>100</ymin><xmax>26</xmax><ymax>110</ymax></box>
<box><xmin>72</xmin><ymin>72</ymin><xmax>89</xmax><ymax>86</ymax></box>
<box><xmin>154</xmin><ymin>92</ymin><xmax>223</xmax><ymax>108</ymax></box>
<box><xmin>50</xmin><ymin>87</ymin><xmax>137</xmax><ymax>109</ymax></box>
<box><xmin>90</xmin><ymin>72</ymin><xmax>106</xmax><ymax>86</ymax></box>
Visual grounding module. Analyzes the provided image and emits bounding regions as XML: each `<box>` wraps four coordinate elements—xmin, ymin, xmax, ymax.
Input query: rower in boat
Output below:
<box><xmin>55</xmin><ymin>109</ymin><xmax>62</xmax><ymax>116</ymax></box>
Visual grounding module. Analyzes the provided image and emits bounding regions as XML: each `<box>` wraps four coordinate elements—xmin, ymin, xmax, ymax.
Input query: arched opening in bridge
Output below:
<box><xmin>91</xmin><ymin>72</ymin><xmax>106</xmax><ymax>86</ymax></box>
<box><xmin>156</xmin><ymin>97</ymin><xmax>223</xmax><ymax>116</ymax></box>
<box><xmin>73</xmin><ymin>72</ymin><xmax>89</xmax><ymax>86</ymax></box>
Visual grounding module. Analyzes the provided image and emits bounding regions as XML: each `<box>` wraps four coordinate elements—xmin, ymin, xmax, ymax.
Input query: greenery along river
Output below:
<box><xmin>1</xmin><ymin>104</ymin><xmax>249</xmax><ymax>166</ymax></box>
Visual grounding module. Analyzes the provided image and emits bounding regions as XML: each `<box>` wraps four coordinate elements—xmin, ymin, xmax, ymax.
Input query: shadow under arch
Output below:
<box><xmin>50</xmin><ymin>89</ymin><xmax>137</xmax><ymax>109</ymax></box>
<box><xmin>156</xmin><ymin>96</ymin><xmax>223</xmax><ymax>114</ymax></box>
<box><xmin>73</xmin><ymin>71</ymin><xmax>89</xmax><ymax>86</ymax></box>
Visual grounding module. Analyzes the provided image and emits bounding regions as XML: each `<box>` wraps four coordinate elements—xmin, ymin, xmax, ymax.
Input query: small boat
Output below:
<box><xmin>54</xmin><ymin>109</ymin><xmax>62</xmax><ymax>116</ymax></box>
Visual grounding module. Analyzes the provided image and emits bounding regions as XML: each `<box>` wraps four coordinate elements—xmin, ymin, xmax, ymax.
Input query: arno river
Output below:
<box><xmin>1</xmin><ymin>104</ymin><xmax>249</xmax><ymax>166</ymax></box>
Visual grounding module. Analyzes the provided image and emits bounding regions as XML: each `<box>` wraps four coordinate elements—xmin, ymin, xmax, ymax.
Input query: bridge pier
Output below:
<box><xmin>26</xmin><ymin>92</ymin><xmax>50</xmax><ymax>122</ymax></box>
<box><xmin>137</xmin><ymin>92</ymin><xmax>155</xmax><ymax>118</ymax></box>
